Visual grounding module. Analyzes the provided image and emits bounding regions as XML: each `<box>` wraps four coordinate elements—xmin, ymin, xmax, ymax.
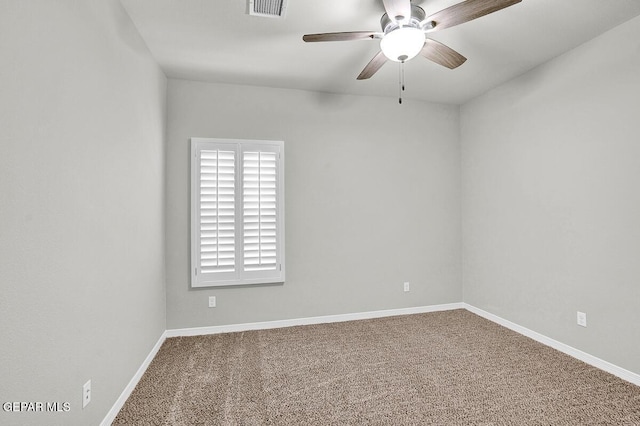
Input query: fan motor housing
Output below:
<box><xmin>380</xmin><ymin>4</ymin><xmax>426</xmax><ymax>33</ymax></box>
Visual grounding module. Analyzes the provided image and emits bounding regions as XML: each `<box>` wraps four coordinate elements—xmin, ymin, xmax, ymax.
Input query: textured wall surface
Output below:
<box><xmin>461</xmin><ymin>15</ymin><xmax>640</xmax><ymax>375</ymax></box>
<box><xmin>0</xmin><ymin>1</ymin><xmax>167</xmax><ymax>424</ymax></box>
<box><xmin>165</xmin><ymin>80</ymin><xmax>462</xmax><ymax>329</ymax></box>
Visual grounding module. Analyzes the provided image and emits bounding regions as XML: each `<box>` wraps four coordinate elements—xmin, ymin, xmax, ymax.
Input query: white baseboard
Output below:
<box><xmin>165</xmin><ymin>303</ymin><xmax>465</xmax><ymax>337</ymax></box>
<box><xmin>463</xmin><ymin>303</ymin><xmax>640</xmax><ymax>387</ymax></box>
<box><xmin>100</xmin><ymin>331</ymin><xmax>167</xmax><ymax>426</ymax></box>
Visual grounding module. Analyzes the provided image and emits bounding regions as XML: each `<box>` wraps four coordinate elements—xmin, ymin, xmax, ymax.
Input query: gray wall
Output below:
<box><xmin>461</xmin><ymin>15</ymin><xmax>640</xmax><ymax>375</ymax></box>
<box><xmin>0</xmin><ymin>1</ymin><xmax>167</xmax><ymax>425</ymax></box>
<box><xmin>166</xmin><ymin>80</ymin><xmax>461</xmax><ymax>329</ymax></box>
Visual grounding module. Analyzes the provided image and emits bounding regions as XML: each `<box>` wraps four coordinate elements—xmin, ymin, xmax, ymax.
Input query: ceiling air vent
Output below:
<box><xmin>248</xmin><ymin>0</ymin><xmax>287</xmax><ymax>18</ymax></box>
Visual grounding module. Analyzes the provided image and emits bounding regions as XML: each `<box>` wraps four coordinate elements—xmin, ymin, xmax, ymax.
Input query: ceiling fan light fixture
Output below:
<box><xmin>380</xmin><ymin>27</ymin><xmax>425</xmax><ymax>62</ymax></box>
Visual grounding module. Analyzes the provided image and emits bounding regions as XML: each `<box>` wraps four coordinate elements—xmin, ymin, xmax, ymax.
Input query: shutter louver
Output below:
<box><xmin>243</xmin><ymin>151</ymin><xmax>278</xmax><ymax>271</ymax></box>
<box><xmin>199</xmin><ymin>150</ymin><xmax>235</xmax><ymax>273</ymax></box>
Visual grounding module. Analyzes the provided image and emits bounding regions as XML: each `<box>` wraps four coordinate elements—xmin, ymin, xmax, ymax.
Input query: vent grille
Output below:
<box><xmin>248</xmin><ymin>0</ymin><xmax>287</xmax><ymax>18</ymax></box>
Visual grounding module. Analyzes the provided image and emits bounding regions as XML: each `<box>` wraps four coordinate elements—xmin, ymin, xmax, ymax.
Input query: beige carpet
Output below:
<box><xmin>114</xmin><ymin>309</ymin><xmax>640</xmax><ymax>425</ymax></box>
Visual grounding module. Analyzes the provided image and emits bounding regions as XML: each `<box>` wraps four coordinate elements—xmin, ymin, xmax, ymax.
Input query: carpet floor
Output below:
<box><xmin>114</xmin><ymin>309</ymin><xmax>640</xmax><ymax>425</ymax></box>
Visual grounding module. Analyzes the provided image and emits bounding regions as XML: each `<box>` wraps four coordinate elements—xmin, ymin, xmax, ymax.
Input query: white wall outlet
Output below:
<box><xmin>208</xmin><ymin>296</ymin><xmax>216</xmax><ymax>308</ymax></box>
<box><xmin>577</xmin><ymin>311</ymin><xmax>587</xmax><ymax>327</ymax></box>
<box><xmin>403</xmin><ymin>282</ymin><xmax>410</xmax><ymax>292</ymax></box>
<box><xmin>82</xmin><ymin>380</ymin><xmax>91</xmax><ymax>408</ymax></box>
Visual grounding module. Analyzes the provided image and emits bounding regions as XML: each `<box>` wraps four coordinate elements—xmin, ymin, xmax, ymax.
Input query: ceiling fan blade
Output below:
<box><xmin>424</xmin><ymin>0</ymin><xmax>522</xmax><ymax>32</ymax></box>
<box><xmin>420</xmin><ymin>39</ymin><xmax>467</xmax><ymax>69</ymax></box>
<box><xmin>382</xmin><ymin>0</ymin><xmax>412</xmax><ymax>23</ymax></box>
<box><xmin>357</xmin><ymin>51</ymin><xmax>388</xmax><ymax>80</ymax></box>
<box><xmin>303</xmin><ymin>31</ymin><xmax>378</xmax><ymax>42</ymax></box>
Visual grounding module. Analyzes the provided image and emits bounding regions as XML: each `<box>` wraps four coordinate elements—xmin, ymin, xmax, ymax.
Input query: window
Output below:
<box><xmin>191</xmin><ymin>138</ymin><xmax>285</xmax><ymax>287</ymax></box>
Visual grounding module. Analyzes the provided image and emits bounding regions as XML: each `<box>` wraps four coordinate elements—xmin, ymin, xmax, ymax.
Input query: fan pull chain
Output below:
<box><xmin>398</xmin><ymin>61</ymin><xmax>406</xmax><ymax>104</ymax></box>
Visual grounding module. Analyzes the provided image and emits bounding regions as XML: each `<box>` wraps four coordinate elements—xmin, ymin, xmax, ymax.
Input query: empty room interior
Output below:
<box><xmin>2</xmin><ymin>0</ymin><xmax>640</xmax><ymax>424</ymax></box>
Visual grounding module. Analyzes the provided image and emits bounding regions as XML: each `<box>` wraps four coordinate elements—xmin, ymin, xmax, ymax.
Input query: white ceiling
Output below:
<box><xmin>121</xmin><ymin>0</ymin><xmax>640</xmax><ymax>104</ymax></box>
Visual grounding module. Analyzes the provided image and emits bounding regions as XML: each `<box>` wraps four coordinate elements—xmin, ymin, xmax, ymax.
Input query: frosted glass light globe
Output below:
<box><xmin>380</xmin><ymin>27</ymin><xmax>425</xmax><ymax>62</ymax></box>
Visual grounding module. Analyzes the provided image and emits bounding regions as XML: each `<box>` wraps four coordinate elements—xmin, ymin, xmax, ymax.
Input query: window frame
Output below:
<box><xmin>190</xmin><ymin>137</ymin><xmax>285</xmax><ymax>288</ymax></box>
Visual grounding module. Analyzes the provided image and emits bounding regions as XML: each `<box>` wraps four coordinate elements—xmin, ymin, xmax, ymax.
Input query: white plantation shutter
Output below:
<box><xmin>243</xmin><ymin>151</ymin><xmax>278</xmax><ymax>272</ymax></box>
<box><xmin>191</xmin><ymin>138</ymin><xmax>284</xmax><ymax>287</ymax></box>
<box><xmin>199</xmin><ymin>149</ymin><xmax>236</xmax><ymax>273</ymax></box>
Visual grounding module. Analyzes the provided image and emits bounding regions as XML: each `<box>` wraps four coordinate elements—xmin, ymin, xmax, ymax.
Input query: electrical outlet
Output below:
<box><xmin>82</xmin><ymin>380</ymin><xmax>91</xmax><ymax>408</ymax></box>
<box><xmin>208</xmin><ymin>296</ymin><xmax>216</xmax><ymax>308</ymax></box>
<box><xmin>403</xmin><ymin>282</ymin><xmax>410</xmax><ymax>292</ymax></box>
<box><xmin>577</xmin><ymin>311</ymin><xmax>587</xmax><ymax>327</ymax></box>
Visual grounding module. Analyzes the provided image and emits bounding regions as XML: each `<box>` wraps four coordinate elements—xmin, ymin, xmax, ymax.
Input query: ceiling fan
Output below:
<box><xmin>303</xmin><ymin>0</ymin><xmax>522</xmax><ymax>80</ymax></box>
